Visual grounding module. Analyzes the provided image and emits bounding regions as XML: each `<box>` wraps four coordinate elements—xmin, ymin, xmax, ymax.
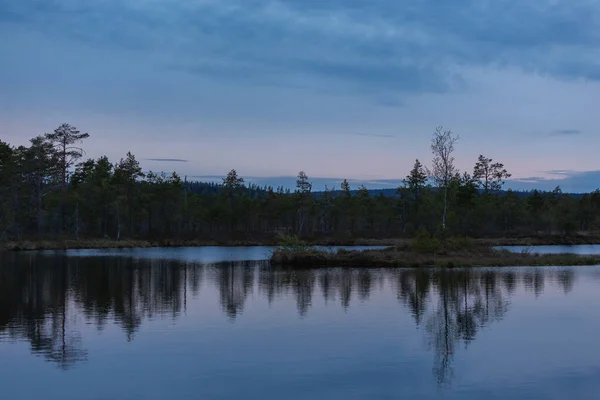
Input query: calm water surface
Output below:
<box><xmin>36</xmin><ymin>245</ymin><xmax>387</xmax><ymax>262</ymax></box>
<box><xmin>498</xmin><ymin>244</ymin><xmax>600</xmax><ymax>255</ymax></box>
<box><xmin>2</xmin><ymin>246</ymin><xmax>600</xmax><ymax>399</ymax></box>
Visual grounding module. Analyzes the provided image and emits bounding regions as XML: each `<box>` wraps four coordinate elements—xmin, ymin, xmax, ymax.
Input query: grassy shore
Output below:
<box><xmin>0</xmin><ymin>238</ymin><xmax>278</xmax><ymax>251</ymax></box>
<box><xmin>270</xmin><ymin>246</ymin><xmax>600</xmax><ymax>268</ymax></box>
<box><xmin>308</xmin><ymin>235</ymin><xmax>600</xmax><ymax>247</ymax></box>
<box><xmin>3</xmin><ymin>233</ymin><xmax>600</xmax><ymax>252</ymax></box>
<box><xmin>4</xmin><ymin>236</ymin><xmax>600</xmax><ymax>268</ymax></box>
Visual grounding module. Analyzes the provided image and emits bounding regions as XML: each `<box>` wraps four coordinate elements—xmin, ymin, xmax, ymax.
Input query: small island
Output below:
<box><xmin>270</xmin><ymin>234</ymin><xmax>600</xmax><ymax>268</ymax></box>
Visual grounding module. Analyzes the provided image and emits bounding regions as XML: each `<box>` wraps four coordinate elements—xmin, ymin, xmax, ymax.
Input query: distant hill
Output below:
<box><xmin>184</xmin><ymin>180</ymin><xmax>270</xmax><ymax>198</ymax></box>
<box><xmin>184</xmin><ymin>179</ymin><xmax>586</xmax><ymax>200</ymax></box>
<box><xmin>311</xmin><ymin>188</ymin><xmax>585</xmax><ymax>199</ymax></box>
<box><xmin>188</xmin><ymin>175</ymin><xmax>597</xmax><ymax>196</ymax></box>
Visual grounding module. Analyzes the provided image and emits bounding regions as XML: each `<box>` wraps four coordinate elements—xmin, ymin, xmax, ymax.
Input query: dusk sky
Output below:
<box><xmin>1</xmin><ymin>0</ymin><xmax>599</xmax><ymax>192</ymax></box>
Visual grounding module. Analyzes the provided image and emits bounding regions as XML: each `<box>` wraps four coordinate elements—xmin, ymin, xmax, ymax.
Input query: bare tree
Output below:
<box><xmin>430</xmin><ymin>126</ymin><xmax>459</xmax><ymax>231</ymax></box>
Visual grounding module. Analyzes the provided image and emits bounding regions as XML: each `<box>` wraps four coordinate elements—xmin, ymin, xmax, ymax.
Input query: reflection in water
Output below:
<box><xmin>218</xmin><ymin>262</ymin><xmax>256</xmax><ymax>319</ymax></box>
<box><xmin>0</xmin><ymin>252</ymin><xmax>579</xmax><ymax>384</ymax></box>
<box><xmin>422</xmin><ymin>270</ymin><xmax>511</xmax><ymax>385</ymax></box>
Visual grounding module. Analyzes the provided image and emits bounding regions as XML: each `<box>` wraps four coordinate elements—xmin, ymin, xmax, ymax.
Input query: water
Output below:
<box><xmin>497</xmin><ymin>244</ymin><xmax>600</xmax><ymax>255</ymax></box>
<box><xmin>2</xmin><ymin>247</ymin><xmax>600</xmax><ymax>399</ymax></box>
<box><xmin>34</xmin><ymin>245</ymin><xmax>388</xmax><ymax>262</ymax></box>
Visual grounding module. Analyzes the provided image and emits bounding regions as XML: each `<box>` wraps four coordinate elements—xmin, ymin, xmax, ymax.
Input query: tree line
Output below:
<box><xmin>1</xmin><ymin>123</ymin><xmax>599</xmax><ymax>242</ymax></box>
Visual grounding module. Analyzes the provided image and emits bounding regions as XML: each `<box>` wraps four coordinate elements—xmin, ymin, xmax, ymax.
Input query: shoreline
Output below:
<box><xmin>2</xmin><ymin>235</ymin><xmax>600</xmax><ymax>252</ymax></box>
<box><xmin>270</xmin><ymin>247</ymin><xmax>600</xmax><ymax>268</ymax></box>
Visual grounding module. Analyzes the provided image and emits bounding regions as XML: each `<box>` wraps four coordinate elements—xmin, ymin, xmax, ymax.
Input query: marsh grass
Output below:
<box><xmin>1</xmin><ymin>239</ymin><xmax>150</xmax><ymax>251</ymax></box>
<box><xmin>270</xmin><ymin>245</ymin><xmax>600</xmax><ymax>268</ymax></box>
<box><xmin>3</xmin><ymin>232</ymin><xmax>600</xmax><ymax>252</ymax></box>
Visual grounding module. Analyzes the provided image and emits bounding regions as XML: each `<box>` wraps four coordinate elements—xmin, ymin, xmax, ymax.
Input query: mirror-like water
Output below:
<box><xmin>35</xmin><ymin>245</ymin><xmax>387</xmax><ymax>262</ymax></box>
<box><xmin>2</xmin><ymin>247</ymin><xmax>600</xmax><ymax>399</ymax></box>
<box><xmin>497</xmin><ymin>244</ymin><xmax>600</xmax><ymax>255</ymax></box>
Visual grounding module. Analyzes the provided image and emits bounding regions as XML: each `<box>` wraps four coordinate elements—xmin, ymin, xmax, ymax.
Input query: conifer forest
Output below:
<box><xmin>1</xmin><ymin>123</ymin><xmax>599</xmax><ymax>242</ymax></box>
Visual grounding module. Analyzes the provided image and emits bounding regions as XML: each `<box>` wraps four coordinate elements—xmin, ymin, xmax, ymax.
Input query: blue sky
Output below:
<box><xmin>1</xmin><ymin>0</ymin><xmax>599</xmax><ymax>192</ymax></box>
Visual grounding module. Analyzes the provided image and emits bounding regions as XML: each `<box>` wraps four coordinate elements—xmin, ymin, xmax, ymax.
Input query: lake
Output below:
<box><xmin>498</xmin><ymin>244</ymin><xmax>600</xmax><ymax>255</ymax></box>
<box><xmin>2</xmin><ymin>246</ymin><xmax>600</xmax><ymax>399</ymax></box>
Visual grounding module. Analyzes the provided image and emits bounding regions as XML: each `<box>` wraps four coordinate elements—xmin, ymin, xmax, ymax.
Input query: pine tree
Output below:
<box><xmin>341</xmin><ymin>179</ymin><xmax>351</xmax><ymax>196</ymax></box>
<box><xmin>0</xmin><ymin>141</ymin><xmax>15</xmax><ymax>239</ymax></box>
<box><xmin>223</xmin><ymin>169</ymin><xmax>245</xmax><ymax>190</ymax></box>
<box><xmin>473</xmin><ymin>155</ymin><xmax>511</xmax><ymax>193</ymax></box>
<box><xmin>44</xmin><ymin>123</ymin><xmax>89</xmax><ymax>187</ymax></box>
<box><xmin>296</xmin><ymin>171</ymin><xmax>312</xmax><ymax>194</ymax></box>
<box><xmin>113</xmin><ymin>152</ymin><xmax>144</xmax><ymax>238</ymax></box>
<box><xmin>295</xmin><ymin>171</ymin><xmax>312</xmax><ymax>236</ymax></box>
<box><xmin>404</xmin><ymin>159</ymin><xmax>428</xmax><ymax>202</ymax></box>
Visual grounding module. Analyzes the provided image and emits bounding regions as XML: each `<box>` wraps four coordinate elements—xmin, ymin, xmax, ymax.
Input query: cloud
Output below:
<box><xmin>549</xmin><ymin>129</ymin><xmax>582</xmax><ymax>136</ymax></box>
<box><xmin>146</xmin><ymin>158</ymin><xmax>188</xmax><ymax>163</ymax></box>
<box><xmin>546</xmin><ymin>169</ymin><xmax>577</xmax><ymax>176</ymax></box>
<box><xmin>2</xmin><ymin>0</ymin><xmax>600</xmax><ymax>99</ymax></box>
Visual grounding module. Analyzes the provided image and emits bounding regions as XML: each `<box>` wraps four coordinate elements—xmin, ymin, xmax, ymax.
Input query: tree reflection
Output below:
<box><xmin>318</xmin><ymin>270</ymin><xmax>336</xmax><ymax>305</ymax></box>
<box><xmin>0</xmin><ymin>252</ymin><xmax>586</xmax><ymax>382</ymax></box>
<box><xmin>291</xmin><ymin>270</ymin><xmax>315</xmax><ymax>317</ymax></box>
<box><xmin>395</xmin><ymin>269</ymin><xmax>431</xmax><ymax>326</ymax></box>
<box><xmin>556</xmin><ymin>269</ymin><xmax>575</xmax><ymax>294</ymax></box>
<box><xmin>217</xmin><ymin>261</ymin><xmax>256</xmax><ymax>320</ymax></box>
<box><xmin>0</xmin><ymin>254</ymin><xmax>88</xmax><ymax>369</ymax></box>
<box><xmin>421</xmin><ymin>269</ymin><xmax>512</xmax><ymax>385</ymax></box>
<box><xmin>0</xmin><ymin>253</ymin><xmax>205</xmax><ymax>367</ymax></box>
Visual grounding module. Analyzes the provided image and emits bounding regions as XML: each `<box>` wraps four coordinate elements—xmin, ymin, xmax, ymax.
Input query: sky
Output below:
<box><xmin>1</xmin><ymin>0</ymin><xmax>599</xmax><ymax>192</ymax></box>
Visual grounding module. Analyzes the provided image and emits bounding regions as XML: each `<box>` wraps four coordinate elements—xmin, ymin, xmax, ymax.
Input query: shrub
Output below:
<box><xmin>276</xmin><ymin>233</ymin><xmax>308</xmax><ymax>252</ymax></box>
<box><xmin>444</xmin><ymin>236</ymin><xmax>475</xmax><ymax>251</ymax></box>
<box><xmin>412</xmin><ymin>227</ymin><xmax>441</xmax><ymax>254</ymax></box>
<box><xmin>520</xmin><ymin>246</ymin><xmax>533</xmax><ymax>256</ymax></box>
